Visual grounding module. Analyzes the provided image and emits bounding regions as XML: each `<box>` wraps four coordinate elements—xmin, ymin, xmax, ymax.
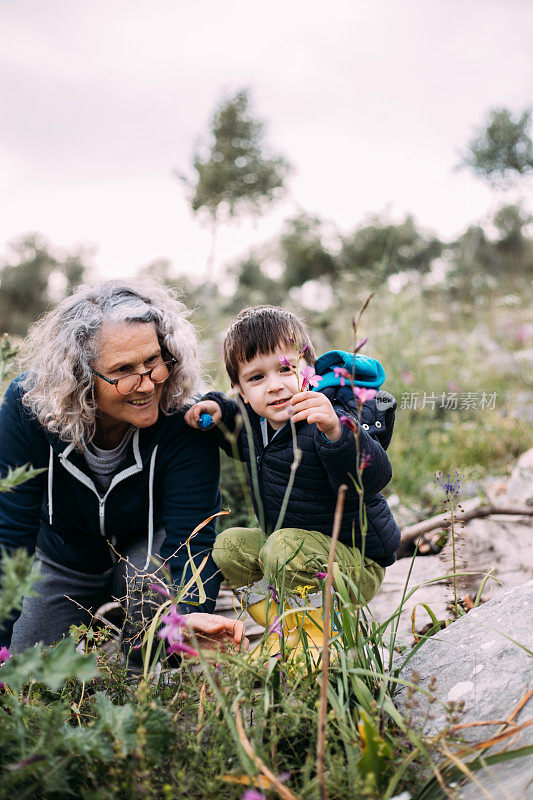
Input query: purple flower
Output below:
<box><xmin>0</xmin><ymin>647</ymin><xmax>12</xmax><ymax>664</ymax></box>
<box><xmin>267</xmin><ymin>616</ymin><xmax>282</xmax><ymax>637</ymax></box>
<box><xmin>158</xmin><ymin>604</ymin><xmax>188</xmax><ymax>650</ymax></box>
<box><xmin>339</xmin><ymin>415</ymin><xmax>356</xmax><ymax>432</ymax></box>
<box><xmin>360</xmin><ymin>452</ymin><xmax>372</xmax><ymax>471</ymax></box>
<box><xmin>353</xmin><ymin>336</ymin><xmax>368</xmax><ymax>355</ymax></box>
<box><xmin>300</xmin><ymin>365</ymin><xmax>323</xmax><ymax>390</ymax></box>
<box><xmin>268</xmin><ymin>583</ymin><xmax>280</xmax><ymax>604</ymax></box>
<box><xmin>353</xmin><ymin>386</ymin><xmax>377</xmax><ymax>404</ymax></box>
<box><xmin>434</xmin><ymin>470</ymin><xmax>462</xmax><ymax>500</ymax></box>
<box><xmin>333</xmin><ymin>366</ymin><xmax>352</xmax><ymax>386</ymax></box>
<box><xmin>316</xmin><ymin>571</ymin><xmax>327</xmax><ymax>580</ymax></box>
<box><xmin>279</xmin><ymin>355</ymin><xmax>293</xmax><ymax>369</ymax></box>
<box><xmin>243</xmin><ymin>791</ymin><xmax>266</xmax><ymax>800</ymax></box>
<box><xmin>150</xmin><ymin>583</ymin><xmax>172</xmax><ymax>599</ymax></box>
<box><xmin>167</xmin><ymin>641</ymin><xmax>198</xmax><ymax>657</ymax></box>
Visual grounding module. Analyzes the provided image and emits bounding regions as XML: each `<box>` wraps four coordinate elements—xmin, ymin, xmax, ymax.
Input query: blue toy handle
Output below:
<box><xmin>198</xmin><ymin>413</ymin><xmax>214</xmax><ymax>430</ymax></box>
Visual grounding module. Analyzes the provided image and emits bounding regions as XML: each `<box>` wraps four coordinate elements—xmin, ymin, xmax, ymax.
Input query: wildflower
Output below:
<box><xmin>159</xmin><ymin>605</ymin><xmax>187</xmax><ymax>645</ymax></box>
<box><xmin>339</xmin><ymin>415</ymin><xmax>356</xmax><ymax>432</ymax></box>
<box><xmin>167</xmin><ymin>641</ymin><xmax>198</xmax><ymax>657</ymax></box>
<box><xmin>353</xmin><ymin>336</ymin><xmax>368</xmax><ymax>355</ymax></box>
<box><xmin>316</xmin><ymin>571</ymin><xmax>327</xmax><ymax>580</ymax></box>
<box><xmin>333</xmin><ymin>366</ymin><xmax>352</xmax><ymax>386</ymax></box>
<box><xmin>268</xmin><ymin>583</ymin><xmax>280</xmax><ymax>604</ymax></box>
<box><xmin>434</xmin><ymin>470</ymin><xmax>462</xmax><ymax>501</ymax></box>
<box><xmin>300</xmin><ymin>365</ymin><xmax>323</xmax><ymax>390</ymax></box>
<box><xmin>353</xmin><ymin>386</ymin><xmax>377</xmax><ymax>404</ymax></box>
<box><xmin>360</xmin><ymin>452</ymin><xmax>372</xmax><ymax>471</ymax></box>
<box><xmin>158</xmin><ymin>605</ymin><xmax>198</xmax><ymax>656</ymax></box>
<box><xmin>267</xmin><ymin>616</ymin><xmax>282</xmax><ymax>636</ymax></box>
<box><xmin>295</xmin><ymin>584</ymin><xmax>315</xmax><ymax>599</ymax></box>
<box><xmin>243</xmin><ymin>791</ymin><xmax>266</xmax><ymax>800</ymax></box>
<box><xmin>0</xmin><ymin>647</ymin><xmax>11</xmax><ymax>686</ymax></box>
<box><xmin>279</xmin><ymin>355</ymin><xmax>293</xmax><ymax>369</ymax></box>
<box><xmin>149</xmin><ymin>582</ymin><xmax>172</xmax><ymax>599</ymax></box>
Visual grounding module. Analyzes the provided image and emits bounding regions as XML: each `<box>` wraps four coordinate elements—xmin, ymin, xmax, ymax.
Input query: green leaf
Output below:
<box><xmin>0</xmin><ymin>637</ymin><xmax>97</xmax><ymax>691</ymax></box>
<box><xmin>0</xmin><ymin>463</ymin><xmax>46</xmax><ymax>493</ymax></box>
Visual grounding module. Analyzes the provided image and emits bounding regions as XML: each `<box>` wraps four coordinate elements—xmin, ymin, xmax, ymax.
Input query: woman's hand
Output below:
<box><xmin>185</xmin><ymin>612</ymin><xmax>249</xmax><ymax>651</ymax></box>
<box><xmin>290</xmin><ymin>391</ymin><xmax>342</xmax><ymax>442</ymax></box>
<box><xmin>184</xmin><ymin>400</ymin><xmax>222</xmax><ymax>429</ymax></box>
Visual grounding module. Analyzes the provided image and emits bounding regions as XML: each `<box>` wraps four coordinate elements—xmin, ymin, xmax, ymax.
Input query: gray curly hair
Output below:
<box><xmin>20</xmin><ymin>279</ymin><xmax>201</xmax><ymax>445</ymax></box>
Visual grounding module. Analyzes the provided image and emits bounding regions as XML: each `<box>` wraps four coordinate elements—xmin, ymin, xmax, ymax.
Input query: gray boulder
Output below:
<box><xmin>394</xmin><ymin>580</ymin><xmax>533</xmax><ymax>799</ymax></box>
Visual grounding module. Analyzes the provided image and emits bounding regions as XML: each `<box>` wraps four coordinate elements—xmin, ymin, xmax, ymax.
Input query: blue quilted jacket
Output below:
<box><xmin>204</xmin><ymin>351</ymin><xmax>401</xmax><ymax>566</ymax></box>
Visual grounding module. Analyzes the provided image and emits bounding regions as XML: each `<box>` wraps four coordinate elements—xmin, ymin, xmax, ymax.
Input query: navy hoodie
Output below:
<box><xmin>0</xmin><ymin>377</ymin><xmax>222</xmax><ymax>644</ymax></box>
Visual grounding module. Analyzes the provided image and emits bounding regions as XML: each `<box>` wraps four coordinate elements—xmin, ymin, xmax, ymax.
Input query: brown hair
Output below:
<box><xmin>223</xmin><ymin>305</ymin><xmax>315</xmax><ymax>385</ymax></box>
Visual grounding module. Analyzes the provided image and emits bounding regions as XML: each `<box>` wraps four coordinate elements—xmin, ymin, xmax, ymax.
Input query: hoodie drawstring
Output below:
<box><xmin>143</xmin><ymin>445</ymin><xmax>158</xmax><ymax>571</ymax></box>
<box><xmin>48</xmin><ymin>446</ymin><xmax>54</xmax><ymax>525</ymax></box>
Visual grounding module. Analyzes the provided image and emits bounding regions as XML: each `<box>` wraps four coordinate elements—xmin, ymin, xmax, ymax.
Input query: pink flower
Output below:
<box><xmin>360</xmin><ymin>453</ymin><xmax>372</xmax><ymax>471</ymax></box>
<box><xmin>0</xmin><ymin>647</ymin><xmax>12</xmax><ymax>664</ymax></box>
<box><xmin>333</xmin><ymin>366</ymin><xmax>352</xmax><ymax>386</ymax></box>
<box><xmin>159</xmin><ymin>605</ymin><xmax>187</xmax><ymax>647</ymax></box>
<box><xmin>150</xmin><ymin>583</ymin><xmax>172</xmax><ymax>599</ymax></box>
<box><xmin>167</xmin><ymin>641</ymin><xmax>198</xmax><ymax>657</ymax></box>
<box><xmin>353</xmin><ymin>386</ymin><xmax>377</xmax><ymax>404</ymax></box>
<box><xmin>354</xmin><ymin>336</ymin><xmax>368</xmax><ymax>355</ymax></box>
<box><xmin>279</xmin><ymin>355</ymin><xmax>293</xmax><ymax>369</ymax></box>
<box><xmin>339</xmin><ymin>415</ymin><xmax>356</xmax><ymax>432</ymax></box>
<box><xmin>243</xmin><ymin>791</ymin><xmax>266</xmax><ymax>800</ymax></box>
<box><xmin>300</xmin><ymin>365</ymin><xmax>323</xmax><ymax>390</ymax></box>
<box><xmin>316</xmin><ymin>571</ymin><xmax>327</xmax><ymax>580</ymax></box>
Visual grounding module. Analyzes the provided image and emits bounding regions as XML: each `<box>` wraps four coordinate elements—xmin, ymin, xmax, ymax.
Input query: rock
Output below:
<box><xmin>371</xmin><ymin>449</ymin><xmax>533</xmax><ymax>639</ymax></box>
<box><xmin>506</xmin><ymin>447</ymin><xmax>533</xmax><ymax>506</ymax></box>
<box><xmin>394</xmin><ymin>581</ymin><xmax>533</xmax><ymax>799</ymax></box>
<box><xmin>368</xmin><ymin>512</ymin><xmax>533</xmax><ymax>641</ymax></box>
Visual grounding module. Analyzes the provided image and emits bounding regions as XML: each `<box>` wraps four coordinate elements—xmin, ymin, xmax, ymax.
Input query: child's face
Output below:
<box><xmin>236</xmin><ymin>345</ymin><xmax>302</xmax><ymax>429</ymax></box>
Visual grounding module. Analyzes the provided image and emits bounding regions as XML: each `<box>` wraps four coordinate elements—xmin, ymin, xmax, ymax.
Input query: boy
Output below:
<box><xmin>185</xmin><ymin>305</ymin><xmax>400</xmax><ymax>651</ymax></box>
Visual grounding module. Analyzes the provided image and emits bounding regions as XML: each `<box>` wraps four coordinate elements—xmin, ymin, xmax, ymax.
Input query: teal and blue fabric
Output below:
<box><xmin>313</xmin><ymin>350</ymin><xmax>385</xmax><ymax>391</ymax></box>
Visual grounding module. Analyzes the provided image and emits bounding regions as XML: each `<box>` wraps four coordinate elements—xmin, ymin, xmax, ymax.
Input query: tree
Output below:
<box><xmin>461</xmin><ymin>107</ymin><xmax>533</xmax><ymax>187</ymax></box>
<box><xmin>179</xmin><ymin>89</ymin><xmax>292</xmax><ymax>280</ymax></box>
<box><xmin>227</xmin><ymin>254</ymin><xmax>285</xmax><ymax>312</ymax></box>
<box><xmin>339</xmin><ymin>215</ymin><xmax>442</xmax><ymax>285</ymax></box>
<box><xmin>278</xmin><ymin>214</ymin><xmax>339</xmax><ymax>290</ymax></box>
<box><xmin>0</xmin><ymin>234</ymin><xmax>88</xmax><ymax>336</ymax></box>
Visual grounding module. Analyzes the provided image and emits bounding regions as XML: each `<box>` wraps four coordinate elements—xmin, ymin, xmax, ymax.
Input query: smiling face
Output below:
<box><xmin>92</xmin><ymin>321</ymin><xmax>165</xmax><ymax>447</ymax></box>
<box><xmin>236</xmin><ymin>346</ymin><xmax>301</xmax><ymax>430</ymax></box>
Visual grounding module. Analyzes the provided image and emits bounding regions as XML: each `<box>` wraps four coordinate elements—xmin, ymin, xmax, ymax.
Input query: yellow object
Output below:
<box><xmin>246</xmin><ymin>598</ymin><xmax>334</xmax><ymax>659</ymax></box>
<box><xmin>289</xmin><ymin>606</ymin><xmax>331</xmax><ymax>653</ymax></box>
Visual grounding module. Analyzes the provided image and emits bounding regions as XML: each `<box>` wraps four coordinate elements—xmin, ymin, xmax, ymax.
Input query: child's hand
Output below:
<box><xmin>184</xmin><ymin>400</ymin><xmax>222</xmax><ymax>429</ymax></box>
<box><xmin>290</xmin><ymin>391</ymin><xmax>342</xmax><ymax>442</ymax></box>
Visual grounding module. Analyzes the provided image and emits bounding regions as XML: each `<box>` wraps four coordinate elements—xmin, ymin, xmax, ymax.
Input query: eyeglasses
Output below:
<box><xmin>91</xmin><ymin>359</ymin><xmax>177</xmax><ymax>396</ymax></box>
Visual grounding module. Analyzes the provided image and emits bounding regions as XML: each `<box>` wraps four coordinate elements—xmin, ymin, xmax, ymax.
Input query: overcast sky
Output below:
<box><xmin>1</xmin><ymin>0</ymin><xmax>532</xmax><ymax>281</ymax></box>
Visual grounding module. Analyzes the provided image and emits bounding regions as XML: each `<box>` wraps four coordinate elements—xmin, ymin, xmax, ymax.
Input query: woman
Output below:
<box><xmin>0</xmin><ymin>279</ymin><xmax>247</xmax><ymax>657</ymax></box>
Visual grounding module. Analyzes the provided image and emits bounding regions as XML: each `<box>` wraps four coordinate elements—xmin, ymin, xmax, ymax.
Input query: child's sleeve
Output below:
<box><xmin>314</xmin><ymin>418</ymin><xmax>393</xmax><ymax>497</ymax></box>
<box><xmin>201</xmin><ymin>391</ymin><xmax>243</xmax><ymax>459</ymax></box>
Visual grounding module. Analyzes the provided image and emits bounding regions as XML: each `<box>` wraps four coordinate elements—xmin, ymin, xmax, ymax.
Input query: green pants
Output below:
<box><xmin>212</xmin><ymin>526</ymin><xmax>385</xmax><ymax>606</ymax></box>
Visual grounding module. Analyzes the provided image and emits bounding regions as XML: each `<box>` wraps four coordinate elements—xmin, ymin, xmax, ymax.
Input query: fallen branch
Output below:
<box><xmin>401</xmin><ymin>499</ymin><xmax>533</xmax><ymax>544</ymax></box>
